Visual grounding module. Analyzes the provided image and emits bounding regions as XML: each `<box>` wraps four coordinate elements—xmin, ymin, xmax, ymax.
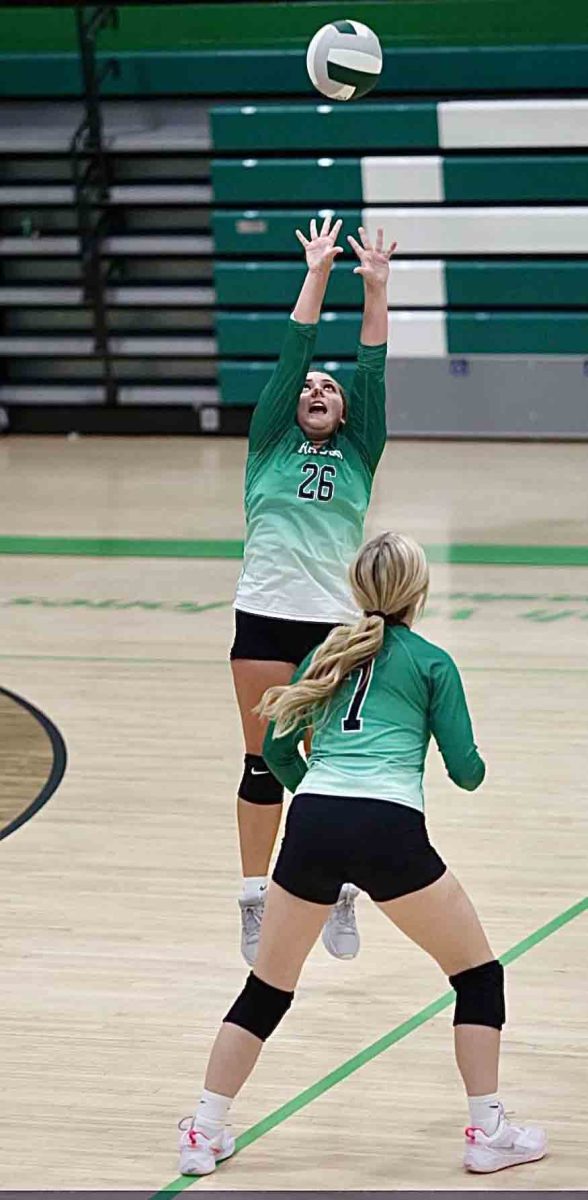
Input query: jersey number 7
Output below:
<box><xmin>342</xmin><ymin>660</ymin><xmax>374</xmax><ymax>733</ymax></box>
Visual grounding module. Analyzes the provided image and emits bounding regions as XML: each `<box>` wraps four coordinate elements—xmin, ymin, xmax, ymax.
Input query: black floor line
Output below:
<box><xmin>0</xmin><ymin>684</ymin><xmax>67</xmax><ymax>842</ymax></box>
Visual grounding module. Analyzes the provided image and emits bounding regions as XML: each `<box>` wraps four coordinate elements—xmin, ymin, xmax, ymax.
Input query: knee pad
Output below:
<box><xmin>224</xmin><ymin>971</ymin><xmax>294</xmax><ymax>1041</ymax></box>
<box><xmin>239</xmin><ymin>754</ymin><xmax>283</xmax><ymax>805</ymax></box>
<box><xmin>450</xmin><ymin>959</ymin><xmax>505</xmax><ymax>1030</ymax></box>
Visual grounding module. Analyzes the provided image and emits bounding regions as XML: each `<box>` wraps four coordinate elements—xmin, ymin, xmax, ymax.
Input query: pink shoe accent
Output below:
<box><xmin>465</xmin><ymin>1126</ymin><xmax>484</xmax><ymax>1142</ymax></box>
<box><xmin>188</xmin><ymin>1128</ymin><xmax>210</xmax><ymax>1147</ymax></box>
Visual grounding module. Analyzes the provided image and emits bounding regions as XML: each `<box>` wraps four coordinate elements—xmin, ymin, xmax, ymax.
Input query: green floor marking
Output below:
<box><xmin>0</xmin><ymin>535</ymin><xmax>243</xmax><ymax>559</ymax></box>
<box><xmin>152</xmin><ymin>896</ymin><xmax>587</xmax><ymax>1196</ymax></box>
<box><xmin>0</xmin><ymin>535</ymin><xmax>587</xmax><ymax>567</ymax></box>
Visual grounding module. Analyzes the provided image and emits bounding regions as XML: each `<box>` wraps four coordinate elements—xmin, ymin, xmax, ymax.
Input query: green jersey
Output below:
<box><xmin>234</xmin><ymin>317</ymin><xmax>387</xmax><ymax>623</ymax></box>
<box><xmin>263</xmin><ymin>624</ymin><xmax>485</xmax><ymax>812</ymax></box>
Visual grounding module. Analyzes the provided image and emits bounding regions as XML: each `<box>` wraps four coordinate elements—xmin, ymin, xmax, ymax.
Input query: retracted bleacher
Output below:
<box><xmin>1</xmin><ymin>1</ymin><xmax>587</xmax><ymax>436</ymax></box>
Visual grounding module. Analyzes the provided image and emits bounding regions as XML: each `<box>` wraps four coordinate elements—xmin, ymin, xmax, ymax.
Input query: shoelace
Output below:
<box><xmin>242</xmin><ymin>903</ymin><xmax>264</xmax><ymax>940</ymax></box>
<box><xmin>332</xmin><ymin>892</ymin><xmax>356</xmax><ymax>932</ymax></box>
<box><xmin>178</xmin><ymin>1116</ymin><xmax>197</xmax><ymax>1134</ymax></box>
<box><xmin>178</xmin><ymin>1116</ymin><xmax>231</xmax><ymax>1146</ymax></box>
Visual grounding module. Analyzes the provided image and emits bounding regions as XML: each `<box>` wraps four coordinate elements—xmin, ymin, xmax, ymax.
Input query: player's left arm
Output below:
<box><xmin>429</xmin><ymin>653</ymin><xmax>486</xmax><ymax>791</ymax></box>
<box><xmin>344</xmin><ymin>227</ymin><xmax>396</xmax><ymax>474</ymax></box>
<box><xmin>262</xmin><ymin>651</ymin><xmax>315</xmax><ymax>793</ymax></box>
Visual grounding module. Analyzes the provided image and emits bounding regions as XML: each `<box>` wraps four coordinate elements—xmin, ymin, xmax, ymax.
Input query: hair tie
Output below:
<box><xmin>365</xmin><ymin>610</ymin><xmax>386</xmax><ymax>620</ymax></box>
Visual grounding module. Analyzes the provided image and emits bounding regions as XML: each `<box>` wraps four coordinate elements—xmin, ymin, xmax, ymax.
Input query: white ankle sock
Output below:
<box><xmin>195</xmin><ymin>1088</ymin><xmax>232</xmax><ymax>1136</ymax></box>
<box><xmin>240</xmin><ymin>875</ymin><xmax>268</xmax><ymax>904</ymax></box>
<box><xmin>468</xmin><ymin>1092</ymin><xmax>502</xmax><ymax>1136</ymax></box>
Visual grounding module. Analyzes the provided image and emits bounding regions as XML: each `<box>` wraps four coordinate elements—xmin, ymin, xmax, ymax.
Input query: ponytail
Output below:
<box><xmin>257</xmin><ymin>614</ymin><xmax>384</xmax><ymax>736</ymax></box>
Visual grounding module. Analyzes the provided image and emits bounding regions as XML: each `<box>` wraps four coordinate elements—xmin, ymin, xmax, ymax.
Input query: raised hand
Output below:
<box><xmin>347</xmin><ymin>226</ymin><xmax>397</xmax><ymax>287</ymax></box>
<box><xmin>295</xmin><ymin>213</ymin><xmax>344</xmax><ymax>274</ymax></box>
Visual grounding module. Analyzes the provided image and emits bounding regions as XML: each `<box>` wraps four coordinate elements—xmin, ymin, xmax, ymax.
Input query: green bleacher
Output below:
<box><xmin>0</xmin><ymin>1</ymin><xmax>587</xmax><ymax>434</ymax></box>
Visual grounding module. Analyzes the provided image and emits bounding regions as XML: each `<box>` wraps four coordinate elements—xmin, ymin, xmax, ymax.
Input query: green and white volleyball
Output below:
<box><xmin>306</xmin><ymin>19</ymin><xmax>383</xmax><ymax>102</ymax></box>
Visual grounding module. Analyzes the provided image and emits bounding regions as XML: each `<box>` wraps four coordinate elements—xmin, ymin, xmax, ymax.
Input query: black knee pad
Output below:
<box><xmin>224</xmin><ymin>971</ymin><xmax>294</xmax><ymax>1041</ymax></box>
<box><xmin>450</xmin><ymin>959</ymin><xmax>505</xmax><ymax>1030</ymax></box>
<box><xmin>239</xmin><ymin>754</ymin><xmax>283</xmax><ymax>805</ymax></box>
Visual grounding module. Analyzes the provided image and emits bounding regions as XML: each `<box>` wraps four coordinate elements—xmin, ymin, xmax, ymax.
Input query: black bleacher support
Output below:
<box><xmin>71</xmin><ymin>6</ymin><xmax>119</xmax><ymax>406</ymax></box>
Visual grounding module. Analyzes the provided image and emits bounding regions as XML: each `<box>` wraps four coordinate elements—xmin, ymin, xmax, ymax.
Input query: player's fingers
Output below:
<box><xmin>347</xmin><ymin>234</ymin><xmax>363</xmax><ymax>258</ymax></box>
<box><xmin>329</xmin><ymin>217</ymin><xmax>343</xmax><ymax>243</ymax></box>
<box><xmin>353</xmin><ymin>266</ymin><xmax>366</xmax><ymax>276</ymax></box>
<box><xmin>358</xmin><ymin>225</ymin><xmax>372</xmax><ymax>250</ymax></box>
<box><xmin>320</xmin><ymin>213</ymin><xmax>332</xmax><ymax>237</ymax></box>
<box><xmin>375</xmin><ymin>227</ymin><xmax>384</xmax><ymax>252</ymax></box>
<box><xmin>295</xmin><ymin>229</ymin><xmax>309</xmax><ymax>247</ymax></box>
<box><xmin>327</xmin><ymin>245</ymin><xmax>344</xmax><ymax>259</ymax></box>
<box><xmin>310</xmin><ymin>217</ymin><xmax>318</xmax><ymax>240</ymax></box>
<box><xmin>387</xmin><ymin>239</ymin><xmax>398</xmax><ymax>257</ymax></box>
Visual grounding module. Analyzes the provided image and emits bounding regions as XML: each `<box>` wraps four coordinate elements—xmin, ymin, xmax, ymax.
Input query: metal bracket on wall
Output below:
<box><xmin>70</xmin><ymin>6</ymin><xmax>120</xmax><ymax>407</ymax></box>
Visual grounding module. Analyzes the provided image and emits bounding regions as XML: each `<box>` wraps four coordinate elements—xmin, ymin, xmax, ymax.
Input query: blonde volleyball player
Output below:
<box><xmin>231</xmin><ymin>214</ymin><xmax>396</xmax><ymax>965</ymax></box>
<box><xmin>181</xmin><ymin>533</ymin><xmax>547</xmax><ymax>1177</ymax></box>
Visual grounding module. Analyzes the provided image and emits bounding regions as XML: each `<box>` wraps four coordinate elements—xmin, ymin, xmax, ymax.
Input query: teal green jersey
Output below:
<box><xmin>263</xmin><ymin>624</ymin><xmax>485</xmax><ymax>811</ymax></box>
<box><xmin>234</xmin><ymin>317</ymin><xmax>387</xmax><ymax>623</ymax></box>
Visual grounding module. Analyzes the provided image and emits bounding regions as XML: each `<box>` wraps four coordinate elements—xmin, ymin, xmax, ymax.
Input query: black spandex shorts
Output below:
<box><xmin>273</xmin><ymin>793</ymin><xmax>446</xmax><ymax>905</ymax></box>
<box><xmin>230</xmin><ymin>609</ymin><xmax>339</xmax><ymax>666</ymax></box>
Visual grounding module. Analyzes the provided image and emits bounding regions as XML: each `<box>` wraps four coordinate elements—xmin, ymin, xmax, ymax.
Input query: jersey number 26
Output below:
<box><xmin>297</xmin><ymin>462</ymin><xmax>336</xmax><ymax>502</ymax></box>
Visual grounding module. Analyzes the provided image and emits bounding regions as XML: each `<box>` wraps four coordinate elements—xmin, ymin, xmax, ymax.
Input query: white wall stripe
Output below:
<box><xmin>362</xmin><ymin>207</ymin><xmax>588</xmax><ymax>254</ymax></box>
<box><xmin>361</xmin><ymin>156</ymin><xmax>444</xmax><ymax>203</ymax></box>
<box><xmin>439</xmin><ymin>99</ymin><xmax>588</xmax><ymax>149</ymax></box>
<box><xmin>387</xmin><ymin>261</ymin><xmax>446</xmax><ymax>307</ymax></box>
<box><xmin>387</xmin><ymin>311</ymin><xmax>447</xmax><ymax>358</ymax></box>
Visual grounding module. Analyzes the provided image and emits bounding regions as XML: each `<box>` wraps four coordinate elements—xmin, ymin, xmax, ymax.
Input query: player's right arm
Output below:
<box><xmin>248</xmin><ymin>215</ymin><xmax>343</xmax><ymax>455</ymax></box>
<box><xmin>428</xmin><ymin>653</ymin><xmax>486</xmax><ymax>791</ymax></box>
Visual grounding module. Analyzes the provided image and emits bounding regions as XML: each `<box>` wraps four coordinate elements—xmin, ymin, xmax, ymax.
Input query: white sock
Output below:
<box><xmin>195</xmin><ymin>1088</ymin><xmax>232</xmax><ymax>1136</ymax></box>
<box><xmin>468</xmin><ymin>1092</ymin><xmax>502</xmax><ymax>1136</ymax></box>
<box><xmin>240</xmin><ymin>875</ymin><xmax>268</xmax><ymax>904</ymax></box>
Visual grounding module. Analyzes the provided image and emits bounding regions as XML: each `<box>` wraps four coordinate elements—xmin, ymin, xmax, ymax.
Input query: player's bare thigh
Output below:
<box><xmin>377</xmin><ymin>870</ymin><xmax>494</xmax><ymax>976</ymax></box>
<box><xmin>231</xmin><ymin>659</ymin><xmax>296</xmax><ymax>755</ymax></box>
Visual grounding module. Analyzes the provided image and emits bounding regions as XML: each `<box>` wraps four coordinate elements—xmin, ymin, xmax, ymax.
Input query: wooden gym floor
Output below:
<box><xmin>0</xmin><ymin>436</ymin><xmax>586</xmax><ymax>1191</ymax></box>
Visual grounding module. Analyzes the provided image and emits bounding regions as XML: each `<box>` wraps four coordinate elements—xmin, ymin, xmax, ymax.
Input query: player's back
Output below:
<box><xmin>300</xmin><ymin>623</ymin><xmax>484</xmax><ymax>811</ymax></box>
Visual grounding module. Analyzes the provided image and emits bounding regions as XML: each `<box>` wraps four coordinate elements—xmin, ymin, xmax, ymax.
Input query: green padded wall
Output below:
<box><xmin>215</xmin><ymin>261</ymin><xmax>588</xmax><ymax>310</ymax></box>
<box><xmin>211</xmin><ymin>105</ymin><xmax>439</xmax><ymax>153</ymax></box>
<box><xmin>2</xmin><ymin>2</ymin><xmax>587</xmax><ymax>52</ymax></box>
<box><xmin>447</xmin><ymin>313</ymin><xmax>588</xmax><ymax>355</ymax></box>
<box><xmin>215</xmin><ymin>262</ymin><xmax>363</xmax><ymax>308</ymax></box>
<box><xmin>213</xmin><ymin>210</ymin><xmax>363</xmax><ymax>256</ymax></box>
<box><xmin>218</xmin><ymin>311</ymin><xmax>588</xmax><ymax>358</ymax></box>
<box><xmin>217</xmin><ymin>312</ymin><xmax>362</xmax><ymax>357</ymax></box>
<box><xmin>219</xmin><ymin>360</ymin><xmax>357</xmax><ymax>407</ymax></box>
<box><xmin>212</xmin><ymin>159</ymin><xmax>363</xmax><ymax>205</ymax></box>
<box><xmin>4</xmin><ymin>45</ymin><xmax>588</xmax><ymax>97</ymax></box>
<box><xmin>446</xmin><ymin>263</ymin><xmax>588</xmax><ymax>308</ymax></box>
<box><xmin>213</xmin><ymin>156</ymin><xmax>588</xmax><ymax>205</ymax></box>
<box><xmin>444</xmin><ymin>157</ymin><xmax>588</xmax><ymax>203</ymax></box>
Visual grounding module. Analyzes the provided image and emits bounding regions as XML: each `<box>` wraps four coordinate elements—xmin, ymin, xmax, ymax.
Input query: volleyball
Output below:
<box><xmin>306</xmin><ymin>19</ymin><xmax>383</xmax><ymax>102</ymax></box>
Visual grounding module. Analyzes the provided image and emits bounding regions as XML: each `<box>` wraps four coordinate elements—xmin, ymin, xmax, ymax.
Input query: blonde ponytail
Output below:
<box><xmin>258</xmin><ymin>614</ymin><xmax>385</xmax><ymax>736</ymax></box>
<box><xmin>257</xmin><ymin>532</ymin><xmax>429</xmax><ymax>738</ymax></box>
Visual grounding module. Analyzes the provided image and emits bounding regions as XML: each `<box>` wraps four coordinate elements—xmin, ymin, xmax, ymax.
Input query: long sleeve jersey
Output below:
<box><xmin>234</xmin><ymin>317</ymin><xmax>387</xmax><ymax>623</ymax></box>
<box><xmin>263</xmin><ymin>623</ymin><xmax>485</xmax><ymax>812</ymax></box>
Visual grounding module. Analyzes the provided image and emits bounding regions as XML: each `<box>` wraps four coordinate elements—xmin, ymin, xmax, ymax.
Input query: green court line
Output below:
<box><xmin>0</xmin><ymin>535</ymin><xmax>587</xmax><ymax>566</ymax></box>
<box><xmin>0</xmin><ymin>535</ymin><xmax>242</xmax><ymax>560</ymax></box>
<box><xmin>153</xmin><ymin>895</ymin><xmax>587</xmax><ymax>1196</ymax></box>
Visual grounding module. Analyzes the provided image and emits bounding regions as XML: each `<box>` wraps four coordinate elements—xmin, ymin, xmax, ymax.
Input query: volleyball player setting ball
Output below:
<box><xmin>231</xmin><ymin>215</ymin><xmax>395</xmax><ymax>966</ymax></box>
<box><xmin>231</xmin><ymin>21</ymin><xmax>385</xmax><ymax>965</ymax></box>
<box><xmin>181</xmin><ymin>533</ymin><xmax>547</xmax><ymax>1177</ymax></box>
<box><xmin>230</xmin><ymin>19</ymin><xmax>386</xmax><ymax>966</ymax></box>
